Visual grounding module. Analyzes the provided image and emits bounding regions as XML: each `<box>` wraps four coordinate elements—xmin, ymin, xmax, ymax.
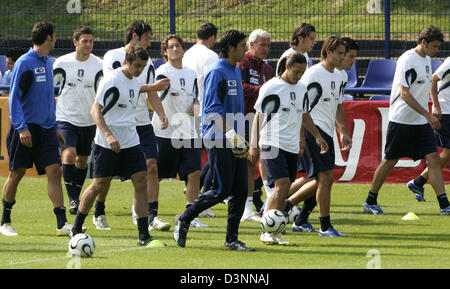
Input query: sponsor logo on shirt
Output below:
<box><xmin>35</xmin><ymin>67</ymin><xmax>45</xmax><ymax>74</ymax></box>
<box><xmin>228</xmin><ymin>88</ymin><xmax>238</xmax><ymax>96</ymax></box>
<box><xmin>36</xmin><ymin>75</ymin><xmax>46</xmax><ymax>82</ymax></box>
<box><xmin>249</xmin><ymin>69</ymin><xmax>259</xmax><ymax>77</ymax></box>
<box><xmin>67</xmin><ymin>82</ymin><xmax>76</xmax><ymax>87</ymax></box>
<box><xmin>282</xmin><ymin>107</ymin><xmax>290</xmax><ymax>112</ymax></box>
<box><xmin>118</xmin><ymin>104</ymin><xmax>127</xmax><ymax>108</ymax></box>
<box><xmin>249</xmin><ymin>77</ymin><xmax>259</xmax><ymax>85</ymax></box>
<box><xmin>227</xmin><ymin>80</ymin><xmax>237</xmax><ymax>87</ymax></box>
<box><xmin>324</xmin><ymin>97</ymin><xmax>331</xmax><ymax>102</ymax></box>
<box><xmin>171</xmin><ymin>92</ymin><xmax>179</xmax><ymax>96</ymax></box>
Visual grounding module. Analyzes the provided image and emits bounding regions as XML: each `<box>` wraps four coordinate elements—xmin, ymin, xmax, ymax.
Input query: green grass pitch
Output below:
<box><xmin>1</xmin><ymin>177</ymin><xmax>449</xmax><ymax>269</ymax></box>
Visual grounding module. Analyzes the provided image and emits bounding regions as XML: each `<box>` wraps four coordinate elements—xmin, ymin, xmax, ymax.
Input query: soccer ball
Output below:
<box><xmin>260</xmin><ymin>209</ymin><xmax>286</xmax><ymax>234</ymax></box>
<box><xmin>287</xmin><ymin>206</ymin><xmax>301</xmax><ymax>224</ymax></box>
<box><xmin>68</xmin><ymin>233</ymin><xmax>95</xmax><ymax>258</ymax></box>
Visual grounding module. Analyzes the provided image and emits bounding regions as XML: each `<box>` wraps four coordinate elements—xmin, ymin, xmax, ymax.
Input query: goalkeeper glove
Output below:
<box><xmin>225</xmin><ymin>129</ymin><xmax>249</xmax><ymax>159</ymax></box>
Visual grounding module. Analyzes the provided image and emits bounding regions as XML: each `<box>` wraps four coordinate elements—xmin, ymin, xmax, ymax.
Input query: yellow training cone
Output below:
<box><xmin>402</xmin><ymin>212</ymin><xmax>420</xmax><ymax>220</ymax></box>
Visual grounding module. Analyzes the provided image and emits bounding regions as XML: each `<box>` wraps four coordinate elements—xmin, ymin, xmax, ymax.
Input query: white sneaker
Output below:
<box><xmin>93</xmin><ymin>215</ymin><xmax>111</xmax><ymax>230</ymax></box>
<box><xmin>56</xmin><ymin>222</ymin><xmax>86</xmax><ymax>236</ymax></box>
<box><xmin>148</xmin><ymin>216</ymin><xmax>171</xmax><ymax>231</ymax></box>
<box><xmin>131</xmin><ymin>205</ymin><xmax>137</xmax><ymax>225</ymax></box>
<box><xmin>198</xmin><ymin>208</ymin><xmax>216</xmax><ymax>218</ymax></box>
<box><xmin>241</xmin><ymin>211</ymin><xmax>261</xmax><ymax>222</ymax></box>
<box><xmin>190</xmin><ymin>217</ymin><xmax>208</xmax><ymax>228</ymax></box>
<box><xmin>0</xmin><ymin>223</ymin><xmax>18</xmax><ymax>236</ymax></box>
<box><xmin>260</xmin><ymin>232</ymin><xmax>289</xmax><ymax>245</ymax></box>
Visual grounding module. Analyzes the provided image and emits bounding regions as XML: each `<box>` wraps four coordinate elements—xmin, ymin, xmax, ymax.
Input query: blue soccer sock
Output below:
<box><xmin>148</xmin><ymin>201</ymin><xmax>158</xmax><ymax>224</ymax></box>
<box><xmin>94</xmin><ymin>201</ymin><xmax>105</xmax><ymax>218</ymax></box>
<box><xmin>62</xmin><ymin>164</ymin><xmax>78</xmax><ymax>202</ymax></box>
<box><xmin>295</xmin><ymin>196</ymin><xmax>317</xmax><ymax>226</ymax></box>
<box><xmin>366</xmin><ymin>191</ymin><xmax>378</xmax><ymax>205</ymax></box>
<box><xmin>437</xmin><ymin>194</ymin><xmax>450</xmax><ymax>209</ymax></box>
<box><xmin>319</xmin><ymin>215</ymin><xmax>332</xmax><ymax>232</ymax></box>
<box><xmin>414</xmin><ymin>175</ymin><xmax>427</xmax><ymax>188</ymax></box>
<box><xmin>137</xmin><ymin>217</ymin><xmax>150</xmax><ymax>241</ymax></box>
<box><xmin>73</xmin><ymin>211</ymin><xmax>87</xmax><ymax>234</ymax></box>
<box><xmin>53</xmin><ymin>207</ymin><xmax>67</xmax><ymax>229</ymax></box>
<box><xmin>74</xmin><ymin>167</ymin><xmax>88</xmax><ymax>197</ymax></box>
<box><xmin>1</xmin><ymin>199</ymin><xmax>15</xmax><ymax>225</ymax></box>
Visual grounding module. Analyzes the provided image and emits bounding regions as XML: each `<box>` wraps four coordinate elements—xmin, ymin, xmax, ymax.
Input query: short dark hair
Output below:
<box><xmin>124</xmin><ymin>21</ymin><xmax>152</xmax><ymax>45</ymax></box>
<box><xmin>320</xmin><ymin>35</ymin><xmax>345</xmax><ymax>60</ymax></box>
<box><xmin>341</xmin><ymin>37</ymin><xmax>360</xmax><ymax>53</ymax></box>
<box><xmin>160</xmin><ymin>34</ymin><xmax>185</xmax><ymax>61</ymax></box>
<box><xmin>197</xmin><ymin>22</ymin><xmax>217</xmax><ymax>40</ymax></box>
<box><xmin>277</xmin><ymin>52</ymin><xmax>307</xmax><ymax>76</ymax></box>
<box><xmin>125</xmin><ymin>43</ymin><xmax>149</xmax><ymax>64</ymax></box>
<box><xmin>418</xmin><ymin>25</ymin><xmax>444</xmax><ymax>44</ymax></box>
<box><xmin>73</xmin><ymin>25</ymin><xmax>93</xmax><ymax>41</ymax></box>
<box><xmin>6</xmin><ymin>47</ymin><xmax>26</xmax><ymax>62</ymax></box>
<box><xmin>32</xmin><ymin>21</ymin><xmax>55</xmax><ymax>45</ymax></box>
<box><xmin>290</xmin><ymin>23</ymin><xmax>316</xmax><ymax>47</ymax></box>
<box><xmin>218</xmin><ymin>30</ymin><xmax>246</xmax><ymax>59</ymax></box>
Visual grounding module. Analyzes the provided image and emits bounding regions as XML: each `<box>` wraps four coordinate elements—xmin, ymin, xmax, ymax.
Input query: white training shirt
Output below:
<box><xmin>103</xmin><ymin>47</ymin><xmax>155</xmax><ymax>126</ymax></box>
<box><xmin>434</xmin><ymin>57</ymin><xmax>450</xmax><ymax>114</ymax></box>
<box><xmin>254</xmin><ymin>76</ymin><xmax>307</xmax><ymax>154</ymax></box>
<box><xmin>151</xmin><ymin>63</ymin><xmax>198</xmax><ymax>139</ymax></box>
<box><xmin>276</xmin><ymin>48</ymin><xmax>310</xmax><ymax>76</ymax></box>
<box><xmin>94</xmin><ymin>68</ymin><xmax>141</xmax><ymax>149</ymax></box>
<box><xmin>54</xmin><ymin>52</ymin><xmax>103</xmax><ymax>126</ymax></box>
<box><xmin>300</xmin><ymin>63</ymin><xmax>344</xmax><ymax>137</ymax></box>
<box><xmin>182</xmin><ymin>43</ymin><xmax>219</xmax><ymax>115</ymax></box>
<box><xmin>389</xmin><ymin>49</ymin><xmax>432</xmax><ymax>125</ymax></box>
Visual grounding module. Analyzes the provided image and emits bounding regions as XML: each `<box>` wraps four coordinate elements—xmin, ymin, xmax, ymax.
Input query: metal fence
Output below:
<box><xmin>0</xmin><ymin>0</ymin><xmax>449</xmax><ymax>59</ymax></box>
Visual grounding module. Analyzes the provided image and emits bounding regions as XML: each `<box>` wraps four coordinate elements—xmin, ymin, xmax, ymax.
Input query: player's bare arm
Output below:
<box><xmin>146</xmin><ymin>90</ymin><xmax>168</xmax><ymax>130</ymax></box>
<box><xmin>91</xmin><ymin>101</ymin><xmax>120</xmax><ymax>153</ymax></box>
<box><xmin>430</xmin><ymin>74</ymin><xmax>441</xmax><ymax>119</ymax></box>
<box><xmin>248</xmin><ymin>111</ymin><xmax>261</xmax><ymax>165</ymax></box>
<box><xmin>335</xmin><ymin>104</ymin><xmax>352</xmax><ymax>152</ymax></box>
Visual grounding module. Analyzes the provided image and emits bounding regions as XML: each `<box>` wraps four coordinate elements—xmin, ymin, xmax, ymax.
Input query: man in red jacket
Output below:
<box><xmin>237</xmin><ymin>29</ymin><xmax>274</xmax><ymax>221</ymax></box>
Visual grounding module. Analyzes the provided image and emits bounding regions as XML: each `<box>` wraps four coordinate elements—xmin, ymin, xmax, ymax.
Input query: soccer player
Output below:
<box><xmin>276</xmin><ymin>23</ymin><xmax>316</xmax><ymax>75</ymax></box>
<box><xmin>1</xmin><ymin>22</ymin><xmax>73</xmax><ymax>237</ymax></box>
<box><xmin>249</xmin><ymin>52</ymin><xmax>328</xmax><ymax>245</ymax></box>
<box><xmin>237</xmin><ymin>29</ymin><xmax>273</xmax><ymax>221</ymax></box>
<box><xmin>101</xmin><ymin>21</ymin><xmax>170</xmax><ymax>231</ymax></box>
<box><xmin>173</xmin><ymin>30</ymin><xmax>255</xmax><ymax>251</ymax></box>
<box><xmin>183</xmin><ymin>22</ymin><xmax>219</xmax><ymax>218</ymax></box>
<box><xmin>70</xmin><ymin>44</ymin><xmax>165</xmax><ymax>247</ymax></box>
<box><xmin>153</xmin><ymin>34</ymin><xmax>207</xmax><ymax>228</ymax></box>
<box><xmin>407</xmin><ymin>56</ymin><xmax>450</xmax><ymax>202</ymax></box>
<box><xmin>286</xmin><ymin>37</ymin><xmax>360</xmax><ymax>233</ymax></box>
<box><xmin>0</xmin><ymin>47</ymin><xmax>25</xmax><ymax>96</ymax></box>
<box><xmin>288</xmin><ymin>36</ymin><xmax>351</xmax><ymax>237</ymax></box>
<box><xmin>53</xmin><ymin>25</ymin><xmax>103</xmax><ymax>215</ymax></box>
<box><xmin>363</xmin><ymin>25</ymin><xmax>450</xmax><ymax>216</ymax></box>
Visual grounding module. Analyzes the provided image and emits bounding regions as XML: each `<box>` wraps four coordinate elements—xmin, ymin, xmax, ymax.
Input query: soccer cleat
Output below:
<box><xmin>260</xmin><ymin>232</ymin><xmax>289</xmax><ymax>245</ymax></box>
<box><xmin>93</xmin><ymin>215</ymin><xmax>111</xmax><ymax>230</ymax></box>
<box><xmin>291</xmin><ymin>221</ymin><xmax>316</xmax><ymax>233</ymax></box>
<box><xmin>190</xmin><ymin>217</ymin><xmax>208</xmax><ymax>228</ymax></box>
<box><xmin>148</xmin><ymin>216</ymin><xmax>171</xmax><ymax>231</ymax></box>
<box><xmin>173</xmin><ymin>214</ymin><xmax>189</xmax><ymax>247</ymax></box>
<box><xmin>198</xmin><ymin>208</ymin><xmax>216</xmax><ymax>218</ymax></box>
<box><xmin>440</xmin><ymin>205</ymin><xmax>450</xmax><ymax>216</ymax></box>
<box><xmin>131</xmin><ymin>205</ymin><xmax>137</xmax><ymax>225</ymax></box>
<box><xmin>69</xmin><ymin>200</ymin><xmax>80</xmax><ymax>215</ymax></box>
<box><xmin>56</xmin><ymin>222</ymin><xmax>86</xmax><ymax>236</ymax></box>
<box><xmin>363</xmin><ymin>201</ymin><xmax>387</xmax><ymax>215</ymax></box>
<box><xmin>240</xmin><ymin>211</ymin><xmax>261</xmax><ymax>222</ymax></box>
<box><xmin>224</xmin><ymin>240</ymin><xmax>256</xmax><ymax>251</ymax></box>
<box><xmin>407</xmin><ymin>180</ymin><xmax>426</xmax><ymax>202</ymax></box>
<box><xmin>0</xmin><ymin>223</ymin><xmax>18</xmax><ymax>236</ymax></box>
<box><xmin>319</xmin><ymin>227</ymin><xmax>348</xmax><ymax>237</ymax></box>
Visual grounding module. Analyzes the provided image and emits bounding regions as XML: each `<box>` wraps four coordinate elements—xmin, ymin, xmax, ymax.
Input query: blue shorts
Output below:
<box><xmin>385</xmin><ymin>122</ymin><xmax>437</xmax><ymax>161</ymax></box>
<box><xmin>262</xmin><ymin>146</ymin><xmax>298</xmax><ymax>187</ymax></box>
<box><xmin>57</xmin><ymin>121</ymin><xmax>96</xmax><ymax>156</ymax></box>
<box><xmin>297</xmin><ymin>126</ymin><xmax>335</xmax><ymax>178</ymax></box>
<box><xmin>136</xmin><ymin>124</ymin><xmax>158</xmax><ymax>160</ymax></box>
<box><xmin>434</xmin><ymin>115</ymin><xmax>450</xmax><ymax>149</ymax></box>
<box><xmin>156</xmin><ymin>137</ymin><xmax>201</xmax><ymax>180</ymax></box>
<box><xmin>92</xmin><ymin>144</ymin><xmax>147</xmax><ymax>181</ymax></box>
<box><xmin>6</xmin><ymin>124</ymin><xmax>61</xmax><ymax>175</ymax></box>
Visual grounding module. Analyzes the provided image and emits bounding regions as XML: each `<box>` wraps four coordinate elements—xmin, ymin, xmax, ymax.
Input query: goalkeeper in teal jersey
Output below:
<box><xmin>173</xmin><ymin>30</ymin><xmax>255</xmax><ymax>251</ymax></box>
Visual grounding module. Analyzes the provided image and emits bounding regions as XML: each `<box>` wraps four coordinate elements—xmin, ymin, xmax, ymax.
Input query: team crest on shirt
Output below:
<box><xmin>331</xmin><ymin>81</ymin><xmax>335</xmax><ymax>90</ymax></box>
<box><xmin>290</xmin><ymin>92</ymin><xmax>296</xmax><ymax>101</ymax></box>
<box><xmin>129</xmin><ymin>89</ymin><xmax>135</xmax><ymax>99</ymax></box>
<box><xmin>179</xmin><ymin>78</ymin><xmax>185</xmax><ymax>87</ymax></box>
<box><xmin>78</xmin><ymin>69</ymin><xmax>85</xmax><ymax>78</ymax></box>
<box><xmin>425</xmin><ymin>65</ymin><xmax>430</xmax><ymax>74</ymax></box>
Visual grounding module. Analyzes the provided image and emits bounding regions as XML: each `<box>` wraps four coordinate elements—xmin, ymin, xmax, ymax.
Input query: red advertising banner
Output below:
<box><xmin>334</xmin><ymin>100</ymin><xmax>450</xmax><ymax>183</ymax></box>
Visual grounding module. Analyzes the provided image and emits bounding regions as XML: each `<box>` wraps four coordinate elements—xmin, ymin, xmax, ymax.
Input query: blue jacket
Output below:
<box><xmin>9</xmin><ymin>48</ymin><xmax>56</xmax><ymax>132</ymax></box>
<box><xmin>202</xmin><ymin>58</ymin><xmax>245</xmax><ymax>140</ymax></box>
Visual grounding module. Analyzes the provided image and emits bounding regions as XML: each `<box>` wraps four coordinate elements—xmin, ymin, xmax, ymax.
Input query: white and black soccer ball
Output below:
<box><xmin>68</xmin><ymin>233</ymin><xmax>95</xmax><ymax>258</ymax></box>
<box><xmin>260</xmin><ymin>209</ymin><xmax>286</xmax><ymax>234</ymax></box>
<box><xmin>287</xmin><ymin>206</ymin><xmax>300</xmax><ymax>224</ymax></box>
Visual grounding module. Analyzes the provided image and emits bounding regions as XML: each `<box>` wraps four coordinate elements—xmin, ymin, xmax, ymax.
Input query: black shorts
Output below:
<box><xmin>92</xmin><ymin>144</ymin><xmax>147</xmax><ymax>181</ymax></box>
<box><xmin>297</xmin><ymin>126</ymin><xmax>335</xmax><ymax>178</ymax></box>
<box><xmin>434</xmin><ymin>114</ymin><xmax>450</xmax><ymax>149</ymax></box>
<box><xmin>262</xmin><ymin>145</ymin><xmax>298</xmax><ymax>187</ymax></box>
<box><xmin>7</xmin><ymin>124</ymin><xmax>61</xmax><ymax>175</ymax></box>
<box><xmin>136</xmin><ymin>124</ymin><xmax>158</xmax><ymax>160</ymax></box>
<box><xmin>58</xmin><ymin>121</ymin><xmax>96</xmax><ymax>156</ymax></box>
<box><xmin>156</xmin><ymin>137</ymin><xmax>201</xmax><ymax>180</ymax></box>
<box><xmin>385</xmin><ymin>122</ymin><xmax>437</xmax><ymax>161</ymax></box>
